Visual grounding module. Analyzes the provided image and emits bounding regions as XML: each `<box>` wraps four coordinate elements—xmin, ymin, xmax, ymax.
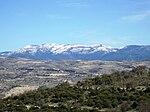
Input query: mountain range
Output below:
<box><xmin>0</xmin><ymin>44</ymin><xmax>150</xmax><ymax>61</ymax></box>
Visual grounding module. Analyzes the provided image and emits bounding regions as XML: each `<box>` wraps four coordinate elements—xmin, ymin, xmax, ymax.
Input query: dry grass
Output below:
<box><xmin>4</xmin><ymin>85</ymin><xmax>38</xmax><ymax>98</ymax></box>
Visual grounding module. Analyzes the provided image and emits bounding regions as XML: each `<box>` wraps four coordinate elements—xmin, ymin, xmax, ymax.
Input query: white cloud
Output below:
<box><xmin>121</xmin><ymin>10</ymin><xmax>150</xmax><ymax>22</ymax></box>
<box><xmin>121</xmin><ymin>14</ymin><xmax>147</xmax><ymax>22</ymax></box>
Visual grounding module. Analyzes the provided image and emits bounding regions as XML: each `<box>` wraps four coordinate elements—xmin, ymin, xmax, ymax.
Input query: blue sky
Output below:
<box><xmin>0</xmin><ymin>0</ymin><xmax>150</xmax><ymax>51</ymax></box>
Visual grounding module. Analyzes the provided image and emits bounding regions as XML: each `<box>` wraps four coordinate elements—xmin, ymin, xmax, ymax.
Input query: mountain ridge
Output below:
<box><xmin>0</xmin><ymin>44</ymin><xmax>150</xmax><ymax>61</ymax></box>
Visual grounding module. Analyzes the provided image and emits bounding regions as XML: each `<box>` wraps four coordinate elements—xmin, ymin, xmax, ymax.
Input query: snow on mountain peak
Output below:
<box><xmin>14</xmin><ymin>44</ymin><xmax>115</xmax><ymax>55</ymax></box>
<box><xmin>1</xmin><ymin>44</ymin><xmax>150</xmax><ymax>61</ymax></box>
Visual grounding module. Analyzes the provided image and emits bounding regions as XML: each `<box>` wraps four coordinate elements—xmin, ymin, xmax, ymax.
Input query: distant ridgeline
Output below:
<box><xmin>0</xmin><ymin>66</ymin><xmax>150</xmax><ymax>111</ymax></box>
<box><xmin>0</xmin><ymin>44</ymin><xmax>150</xmax><ymax>61</ymax></box>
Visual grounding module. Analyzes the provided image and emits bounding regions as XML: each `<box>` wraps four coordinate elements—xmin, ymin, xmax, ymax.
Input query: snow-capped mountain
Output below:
<box><xmin>0</xmin><ymin>51</ymin><xmax>13</xmax><ymax>56</ymax></box>
<box><xmin>0</xmin><ymin>44</ymin><xmax>150</xmax><ymax>61</ymax></box>
<box><xmin>15</xmin><ymin>44</ymin><xmax>116</xmax><ymax>55</ymax></box>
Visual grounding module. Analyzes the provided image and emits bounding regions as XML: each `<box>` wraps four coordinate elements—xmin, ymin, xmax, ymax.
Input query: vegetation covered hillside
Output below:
<box><xmin>0</xmin><ymin>66</ymin><xmax>150</xmax><ymax>112</ymax></box>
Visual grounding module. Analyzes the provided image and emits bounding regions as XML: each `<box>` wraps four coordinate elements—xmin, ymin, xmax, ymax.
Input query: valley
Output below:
<box><xmin>0</xmin><ymin>57</ymin><xmax>150</xmax><ymax>98</ymax></box>
<box><xmin>0</xmin><ymin>64</ymin><xmax>150</xmax><ymax>111</ymax></box>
